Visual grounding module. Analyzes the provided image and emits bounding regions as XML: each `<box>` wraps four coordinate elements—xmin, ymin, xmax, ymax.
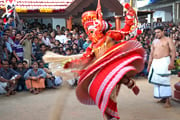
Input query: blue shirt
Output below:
<box><xmin>24</xmin><ymin>68</ymin><xmax>46</xmax><ymax>80</ymax></box>
<box><xmin>0</xmin><ymin>68</ymin><xmax>19</xmax><ymax>80</ymax></box>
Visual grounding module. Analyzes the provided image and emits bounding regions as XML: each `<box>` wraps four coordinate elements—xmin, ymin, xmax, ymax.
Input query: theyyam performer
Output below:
<box><xmin>43</xmin><ymin>0</ymin><xmax>145</xmax><ymax>119</ymax></box>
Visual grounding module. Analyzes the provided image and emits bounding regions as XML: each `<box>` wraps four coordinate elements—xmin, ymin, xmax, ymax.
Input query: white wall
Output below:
<box><xmin>153</xmin><ymin>10</ymin><xmax>172</xmax><ymax>22</ymax></box>
<box><xmin>165</xmin><ymin>12</ymin><xmax>172</xmax><ymax>22</ymax></box>
<box><xmin>52</xmin><ymin>18</ymin><xmax>66</xmax><ymax>30</ymax></box>
<box><xmin>153</xmin><ymin>11</ymin><xmax>165</xmax><ymax>22</ymax></box>
<box><xmin>42</xmin><ymin>18</ymin><xmax>52</xmax><ymax>25</ymax></box>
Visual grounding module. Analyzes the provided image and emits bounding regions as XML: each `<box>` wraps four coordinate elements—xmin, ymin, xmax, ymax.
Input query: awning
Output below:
<box><xmin>0</xmin><ymin>0</ymin><xmax>75</xmax><ymax>13</ymax></box>
<box><xmin>0</xmin><ymin>0</ymin><xmax>123</xmax><ymax>18</ymax></box>
<box><xmin>137</xmin><ymin>10</ymin><xmax>154</xmax><ymax>16</ymax></box>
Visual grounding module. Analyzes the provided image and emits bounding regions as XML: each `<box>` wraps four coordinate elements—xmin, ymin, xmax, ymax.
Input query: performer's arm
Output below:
<box><xmin>106</xmin><ymin>3</ymin><xmax>137</xmax><ymax>41</ymax></box>
<box><xmin>106</xmin><ymin>30</ymin><xmax>124</xmax><ymax>41</ymax></box>
<box><xmin>121</xmin><ymin>4</ymin><xmax>137</xmax><ymax>33</ymax></box>
<box><xmin>147</xmin><ymin>43</ymin><xmax>154</xmax><ymax>72</ymax></box>
<box><xmin>168</xmin><ymin>38</ymin><xmax>176</xmax><ymax>70</ymax></box>
<box><xmin>64</xmin><ymin>46</ymin><xmax>94</xmax><ymax>69</ymax></box>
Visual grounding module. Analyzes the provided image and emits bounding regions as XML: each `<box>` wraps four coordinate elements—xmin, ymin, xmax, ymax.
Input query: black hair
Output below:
<box><xmin>3</xmin><ymin>33</ymin><xmax>8</xmax><ymax>36</ymax></box>
<box><xmin>154</xmin><ymin>26</ymin><xmax>164</xmax><ymax>31</ymax></box>
<box><xmin>39</xmin><ymin>43</ymin><xmax>47</xmax><ymax>48</ymax></box>
<box><xmin>37</xmin><ymin>60</ymin><xmax>43</xmax><ymax>65</ymax></box>
<box><xmin>67</xmin><ymin>33</ymin><xmax>72</xmax><ymax>37</ymax></box>
<box><xmin>38</xmin><ymin>32</ymin><xmax>43</xmax><ymax>35</ymax></box>
<box><xmin>65</xmin><ymin>48</ymin><xmax>72</xmax><ymax>51</ymax></box>
<box><xmin>43</xmin><ymin>29</ymin><xmax>48</xmax><ymax>33</ymax></box>
<box><xmin>56</xmin><ymin>25</ymin><xmax>60</xmax><ymax>28</ymax></box>
<box><xmin>65</xmin><ymin>28</ymin><xmax>70</xmax><ymax>32</ymax></box>
<box><xmin>3</xmin><ymin>29</ymin><xmax>10</xmax><ymax>33</ymax></box>
<box><xmin>32</xmin><ymin>61</ymin><xmax>38</xmax><ymax>65</ymax></box>
<box><xmin>15</xmin><ymin>31</ymin><xmax>21</xmax><ymax>36</ymax></box>
<box><xmin>17</xmin><ymin>61</ymin><xmax>23</xmax><ymax>64</ymax></box>
<box><xmin>1</xmin><ymin>59</ymin><xmax>9</xmax><ymax>64</ymax></box>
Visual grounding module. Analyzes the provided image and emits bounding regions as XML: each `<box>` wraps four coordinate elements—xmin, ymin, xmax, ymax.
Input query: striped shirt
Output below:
<box><xmin>12</xmin><ymin>40</ymin><xmax>24</xmax><ymax>61</ymax></box>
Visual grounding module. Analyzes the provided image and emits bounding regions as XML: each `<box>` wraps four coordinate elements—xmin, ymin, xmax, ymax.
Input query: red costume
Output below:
<box><xmin>43</xmin><ymin>0</ymin><xmax>145</xmax><ymax>119</ymax></box>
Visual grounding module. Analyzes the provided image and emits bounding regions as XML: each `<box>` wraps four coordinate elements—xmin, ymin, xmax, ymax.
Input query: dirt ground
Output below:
<box><xmin>0</xmin><ymin>75</ymin><xmax>180</xmax><ymax>120</ymax></box>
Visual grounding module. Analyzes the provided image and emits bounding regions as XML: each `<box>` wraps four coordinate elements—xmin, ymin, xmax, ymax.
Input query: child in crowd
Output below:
<box><xmin>16</xmin><ymin>61</ymin><xmax>27</xmax><ymax>91</ymax></box>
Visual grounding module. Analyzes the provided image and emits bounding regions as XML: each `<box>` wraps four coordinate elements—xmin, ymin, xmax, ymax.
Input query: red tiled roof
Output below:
<box><xmin>0</xmin><ymin>0</ymin><xmax>75</xmax><ymax>10</ymax></box>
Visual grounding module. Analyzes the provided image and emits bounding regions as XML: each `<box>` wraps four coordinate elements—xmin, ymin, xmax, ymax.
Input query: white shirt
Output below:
<box><xmin>55</xmin><ymin>35</ymin><xmax>68</xmax><ymax>44</ymax></box>
<box><xmin>42</xmin><ymin>37</ymin><xmax>51</xmax><ymax>46</ymax></box>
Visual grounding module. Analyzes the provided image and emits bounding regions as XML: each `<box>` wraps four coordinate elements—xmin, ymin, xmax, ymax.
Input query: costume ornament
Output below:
<box><xmin>43</xmin><ymin>0</ymin><xmax>145</xmax><ymax>119</ymax></box>
<box><xmin>1</xmin><ymin>0</ymin><xmax>16</xmax><ymax>23</ymax></box>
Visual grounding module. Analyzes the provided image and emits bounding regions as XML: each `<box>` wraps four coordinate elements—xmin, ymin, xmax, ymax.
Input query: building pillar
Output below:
<box><xmin>66</xmin><ymin>16</ymin><xmax>72</xmax><ymax>30</ymax></box>
<box><xmin>177</xmin><ymin>3</ymin><xmax>180</xmax><ymax>23</ymax></box>
<box><xmin>150</xmin><ymin>13</ymin><xmax>153</xmax><ymax>28</ymax></box>
<box><xmin>172</xmin><ymin>2</ymin><xmax>177</xmax><ymax>24</ymax></box>
<box><xmin>115</xmin><ymin>16</ymin><xmax>121</xmax><ymax>30</ymax></box>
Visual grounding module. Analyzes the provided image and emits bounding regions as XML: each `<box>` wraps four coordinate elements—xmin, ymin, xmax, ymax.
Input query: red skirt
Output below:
<box><xmin>76</xmin><ymin>40</ymin><xmax>145</xmax><ymax>119</ymax></box>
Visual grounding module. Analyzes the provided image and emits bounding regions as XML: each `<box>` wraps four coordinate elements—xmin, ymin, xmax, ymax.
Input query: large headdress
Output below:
<box><xmin>82</xmin><ymin>0</ymin><xmax>103</xmax><ymax>29</ymax></box>
<box><xmin>81</xmin><ymin>0</ymin><xmax>110</xmax><ymax>43</ymax></box>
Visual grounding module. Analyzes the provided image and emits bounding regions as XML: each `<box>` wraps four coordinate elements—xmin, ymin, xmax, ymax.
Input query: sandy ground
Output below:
<box><xmin>0</xmin><ymin>75</ymin><xmax>180</xmax><ymax>120</ymax></box>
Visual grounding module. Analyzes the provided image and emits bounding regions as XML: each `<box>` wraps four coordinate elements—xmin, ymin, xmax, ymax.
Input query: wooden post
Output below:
<box><xmin>66</xmin><ymin>16</ymin><xmax>72</xmax><ymax>30</ymax></box>
<box><xmin>130</xmin><ymin>0</ymin><xmax>133</xmax><ymax>7</ymax></box>
<box><xmin>115</xmin><ymin>16</ymin><xmax>121</xmax><ymax>30</ymax></box>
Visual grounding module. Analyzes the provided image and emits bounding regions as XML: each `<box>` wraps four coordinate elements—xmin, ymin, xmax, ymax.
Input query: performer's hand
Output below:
<box><xmin>168</xmin><ymin>62</ymin><xmax>175</xmax><ymax>70</ymax></box>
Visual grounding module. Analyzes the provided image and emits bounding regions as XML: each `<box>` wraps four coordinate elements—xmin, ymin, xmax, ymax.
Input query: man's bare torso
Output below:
<box><xmin>152</xmin><ymin>37</ymin><xmax>170</xmax><ymax>59</ymax></box>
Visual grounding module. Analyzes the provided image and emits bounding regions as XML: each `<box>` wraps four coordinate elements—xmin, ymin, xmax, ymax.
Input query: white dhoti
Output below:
<box><xmin>0</xmin><ymin>82</ymin><xmax>7</xmax><ymax>94</ymax></box>
<box><xmin>153</xmin><ymin>85</ymin><xmax>172</xmax><ymax>98</ymax></box>
<box><xmin>148</xmin><ymin>56</ymin><xmax>172</xmax><ymax>98</ymax></box>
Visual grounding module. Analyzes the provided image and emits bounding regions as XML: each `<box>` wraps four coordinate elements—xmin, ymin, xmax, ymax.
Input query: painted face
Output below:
<box><xmin>86</xmin><ymin>20</ymin><xmax>104</xmax><ymax>43</ymax></box>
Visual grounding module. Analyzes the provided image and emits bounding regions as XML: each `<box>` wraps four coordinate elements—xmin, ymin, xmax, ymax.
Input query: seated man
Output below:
<box><xmin>0</xmin><ymin>59</ymin><xmax>21</xmax><ymax>96</ymax></box>
<box><xmin>38</xmin><ymin>60</ymin><xmax>62</xmax><ymax>88</ymax></box>
<box><xmin>24</xmin><ymin>61</ymin><xmax>46</xmax><ymax>94</ymax></box>
<box><xmin>16</xmin><ymin>61</ymin><xmax>27</xmax><ymax>91</ymax></box>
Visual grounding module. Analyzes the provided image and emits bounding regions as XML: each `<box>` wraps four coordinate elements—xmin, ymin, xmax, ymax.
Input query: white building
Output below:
<box><xmin>138</xmin><ymin>0</ymin><xmax>180</xmax><ymax>24</ymax></box>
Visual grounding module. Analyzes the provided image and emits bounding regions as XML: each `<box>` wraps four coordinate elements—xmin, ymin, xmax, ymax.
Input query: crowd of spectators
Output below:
<box><xmin>0</xmin><ymin>16</ymin><xmax>179</xmax><ymax>96</ymax></box>
<box><xmin>0</xmin><ymin>17</ymin><xmax>89</xmax><ymax>96</ymax></box>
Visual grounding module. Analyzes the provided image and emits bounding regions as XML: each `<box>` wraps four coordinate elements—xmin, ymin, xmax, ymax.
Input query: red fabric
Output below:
<box><xmin>124</xmin><ymin>3</ymin><xmax>130</xmax><ymax>9</ymax></box>
<box><xmin>131</xmin><ymin>29</ymin><xmax>142</xmax><ymax>40</ymax></box>
<box><xmin>76</xmin><ymin>41</ymin><xmax>145</xmax><ymax>108</ymax></box>
<box><xmin>77</xmin><ymin>41</ymin><xmax>144</xmax><ymax>84</ymax></box>
<box><xmin>74</xmin><ymin>2</ymin><xmax>143</xmax><ymax>119</ymax></box>
<box><xmin>64</xmin><ymin>47</ymin><xmax>94</xmax><ymax>69</ymax></box>
<box><xmin>100</xmin><ymin>66</ymin><xmax>136</xmax><ymax>118</ymax></box>
<box><xmin>88</xmin><ymin>54</ymin><xmax>141</xmax><ymax>118</ymax></box>
<box><xmin>105</xmin><ymin>99</ymin><xmax>119</xmax><ymax>119</ymax></box>
<box><xmin>89</xmin><ymin>53</ymin><xmax>142</xmax><ymax>105</ymax></box>
<box><xmin>174</xmin><ymin>90</ymin><xmax>180</xmax><ymax>100</ymax></box>
<box><xmin>106</xmin><ymin>30</ymin><xmax>125</xmax><ymax>41</ymax></box>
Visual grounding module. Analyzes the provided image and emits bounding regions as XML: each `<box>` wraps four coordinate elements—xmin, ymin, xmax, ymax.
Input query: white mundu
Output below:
<box><xmin>148</xmin><ymin>56</ymin><xmax>172</xmax><ymax>98</ymax></box>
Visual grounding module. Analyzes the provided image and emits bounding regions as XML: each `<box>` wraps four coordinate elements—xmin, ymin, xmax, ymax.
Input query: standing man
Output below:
<box><xmin>148</xmin><ymin>26</ymin><xmax>176</xmax><ymax>108</ymax></box>
<box><xmin>12</xmin><ymin>32</ymin><xmax>24</xmax><ymax>61</ymax></box>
